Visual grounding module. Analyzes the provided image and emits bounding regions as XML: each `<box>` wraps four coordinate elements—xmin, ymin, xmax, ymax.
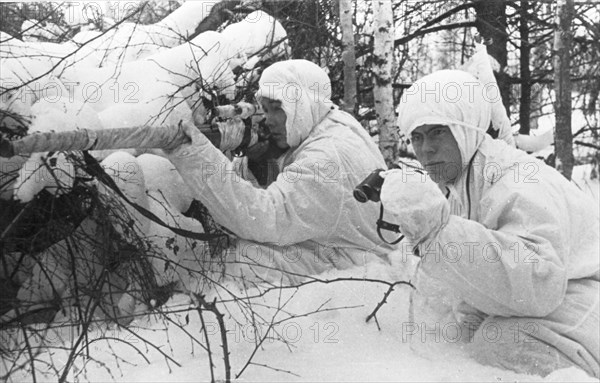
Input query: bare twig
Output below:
<box><xmin>21</xmin><ymin>325</ymin><xmax>37</xmax><ymax>383</ymax></box>
<box><xmin>235</xmin><ymin>283</ymin><xmax>292</xmax><ymax>379</ymax></box>
<box><xmin>194</xmin><ymin>293</ymin><xmax>231</xmax><ymax>383</ymax></box>
<box><xmin>248</xmin><ymin>361</ymin><xmax>301</xmax><ymax>377</ymax></box>
<box><xmin>574</xmin><ymin>140</ymin><xmax>600</xmax><ymax>150</ymax></box>
<box><xmin>365</xmin><ymin>281</ymin><xmax>410</xmax><ymax>329</ymax></box>
<box><xmin>197</xmin><ymin>305</ymin><xmax>216</xmax><ymax>383</ymax></box>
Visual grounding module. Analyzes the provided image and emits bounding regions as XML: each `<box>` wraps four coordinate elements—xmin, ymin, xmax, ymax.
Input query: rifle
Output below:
<box><xmin>0</xmin><ymin>103</ymin><xmax>266</xmax><ymax>158</ymax></box>
<box><xmin>1</xmin><ymin>124</ymin><xmax>221</xmax><ymax>158</ymax></box>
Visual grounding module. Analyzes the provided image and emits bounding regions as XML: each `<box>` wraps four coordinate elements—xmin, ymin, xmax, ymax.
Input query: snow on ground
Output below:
<box><xmin>8</xmin><ymin>195</ymin><xmax>599</xmax><ymax>383</ymax></box>
<box><xmin>4</xmin><ymin>164</ymin><xmax>597</xmax><ymax>382</ymax></box>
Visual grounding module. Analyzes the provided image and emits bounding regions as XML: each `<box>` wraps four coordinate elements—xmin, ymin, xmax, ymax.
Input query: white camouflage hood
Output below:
<box><xmin>255</xmin><ymin>59</ymin><xmax>334</xmax><ymax>149</ymax></box>
<box><xmin>396</xmin><ymin>70</ymin><xmax>493</xmax><ymax>167</ymax></box>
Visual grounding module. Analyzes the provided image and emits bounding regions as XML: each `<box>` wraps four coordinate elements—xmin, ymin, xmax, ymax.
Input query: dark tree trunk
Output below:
<box><xmin>473</xmin><ymin>0</ymin><xmax>510</xmax><ymax>116</ymax></box>
<box><xmin>519</xmin><ymin>0</ymin><xmax>532</xmax><ymax>135</ymax></box>
<box><xmin>189</xmin><ymin>0</ymin><xmax>242</xmax><ymax>40</ymax></box>
<box><xmin>553</xmin><ymin>0</ymin><xmax>575</xmax><ymax>180</ymax></box>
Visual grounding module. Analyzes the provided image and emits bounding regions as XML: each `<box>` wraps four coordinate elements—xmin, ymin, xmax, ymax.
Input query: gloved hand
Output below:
<box><xmin>380</xmin><ymin>167</ymin><xmax>450</xmax><ymax>245</ymax></box>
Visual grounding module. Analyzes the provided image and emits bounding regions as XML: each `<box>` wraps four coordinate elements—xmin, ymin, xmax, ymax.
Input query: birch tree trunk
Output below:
<box><xmin>553</xmin><ymin>0</ymin><xmax>574</xmax><ymax>180</ymax></box>
<box><xmin>339</xmin><ymin>0</ymin><xmax>357</xmax><ymax>113</ymax></box>
<box><xmin>372</xmin><ymin>0</ymin><xmax>397</xmax><ymax>166</ymax></box>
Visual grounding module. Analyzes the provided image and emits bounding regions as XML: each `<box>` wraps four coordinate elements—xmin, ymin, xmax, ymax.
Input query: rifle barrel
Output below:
<box><xmin>0</xmin><ymin>124</ymin><xmax>219</xmax><ymax>158</ymax></box>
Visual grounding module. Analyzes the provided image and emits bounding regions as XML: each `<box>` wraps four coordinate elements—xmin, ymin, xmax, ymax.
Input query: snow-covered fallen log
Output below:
<box><xmin>1</xmin><ymin>8</ymin><xmax>288</xmax><ymax>136</ymax></box>
<box><xmin>61</xmin><ymin>11</ymin><xmax>287</xmax><ymax>117</ymax></box>
<box><xmin>0</xmin><ymin>39</ymin><xmax>76</xmax><ymax>99</ymax></box>
<box><xmin>219</xmin><ymin>10</ymin><xmax>289</xmax><ymax>69</ymax></box>
<box><xmin>0</xmin><ymin>3</ymin><xmax>266</xmax><ymax>132</ymax></box>
<box><xmin>0</xmin><ymin>38</ymin><xmax>86</xmax><ymax>132</ymax></box>
<box><xmin>1</xmin><ymin>8</ymin><xmax>287</xmax><ymax>204</ymax></box>
<box><xmin>68</xmin><ymin>1</ymin><xmax>228</xmax><ymax>67</ymax></box>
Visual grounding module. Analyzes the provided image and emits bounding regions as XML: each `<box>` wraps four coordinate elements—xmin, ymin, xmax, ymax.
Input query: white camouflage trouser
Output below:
<box><xmin>411</xmin><ymin>272</ymin><xmax>600</xmax><ymax>378</ymax></box>
<box><xmin>466</xmin><ymin>278</ymin><xmax>600</xmax><ymax>378</ymax></box>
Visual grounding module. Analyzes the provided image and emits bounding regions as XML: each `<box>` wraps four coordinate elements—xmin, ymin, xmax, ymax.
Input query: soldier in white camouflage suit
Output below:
<box><xmin>380</xmin><ymin>70</ymin><xmax>599</xmax><ymax>377</ymax></box>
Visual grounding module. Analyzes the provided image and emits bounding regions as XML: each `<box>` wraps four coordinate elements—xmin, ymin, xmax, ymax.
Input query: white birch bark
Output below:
<box><xmin>373</xmin><ymin>0</ymin><xmax>397</xmax><ymax>166</ymax></box>
<box><xmin>339</xmin><ymin>0</ymin><xmax>357</xmax><ymax>113</ymax></box>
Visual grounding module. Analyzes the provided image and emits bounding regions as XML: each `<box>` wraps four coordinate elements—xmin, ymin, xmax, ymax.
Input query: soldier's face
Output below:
<box><xmin>410</xmin><ymin>124</ymin><xmax>462</xmax><ymax>185</ymax></box>
<box><xmin>261</xmin><ymin>98</ymin><xmax>289</xmax><ymax>149</ymax></box>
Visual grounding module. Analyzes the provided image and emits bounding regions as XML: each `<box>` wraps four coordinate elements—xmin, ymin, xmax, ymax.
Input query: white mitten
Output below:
<box><xmin>380</xmin><ymin>168</ymin><xmax>450</xmax><ymax>245</ymax></box>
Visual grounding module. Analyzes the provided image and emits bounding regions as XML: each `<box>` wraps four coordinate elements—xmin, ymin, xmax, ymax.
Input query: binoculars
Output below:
<box><xmin>353</xmin><ymin>167</ymin><xmax>405</xmax><ymax>244</ymax></box>
<box><xmin>353</xmin><ymin>169</ymin><xmax>385</xmax><ymax>203</ymax></box>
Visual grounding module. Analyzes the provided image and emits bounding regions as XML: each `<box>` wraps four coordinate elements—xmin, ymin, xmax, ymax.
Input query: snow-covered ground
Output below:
<box><xmin>5</xmin><ymin>163</ymin><xmax>598</xmax><ymax>383</ymax></box>
<box><xmin>19</xmin><ymin>264</ymin><xmax>598</xmax><ymax>382</ymax></box>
